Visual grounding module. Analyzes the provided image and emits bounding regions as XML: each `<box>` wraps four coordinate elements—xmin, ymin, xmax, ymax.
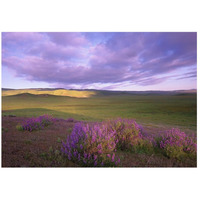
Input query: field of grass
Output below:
<box><xmin>2</xmin><ymin>92</ymin><xmax>197</xmax><ymax>132</ymax></box>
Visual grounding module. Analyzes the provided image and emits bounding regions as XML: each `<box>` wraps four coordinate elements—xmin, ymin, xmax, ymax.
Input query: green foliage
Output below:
<box><xmin>16</xmin><ymin>124</ymin><xmax>24</xmax><ymax>131</ymax></box>
<box><xmin>49</xmin><ymin>146</ymin><xmax>53</xmax><ymax>153</ymax></box>
<box><xmin>24</xmin><ymin>153</ymin><xmax>32</xmax><ymax>160</ymax></box>
<box><xmin>40</xmin><ymin>148</ymin><xmax>69</xmax><ymax>166</ymax></box>
<box><xmin>39</xmin><ymin>152</ymin><xmax>48</xmax><ymax>158</ymax></box>
<box><xmin>2</xmin><ymin>127</ymin><xmax>8</xmax><ymax>133</ymax></box>
<box><xmin>57</xmin><ymin>137</ymin><xmax>61</xmax><ymax>143</ymax></box>
<box><xmin>164</xmin><ymin>145</ymin><xmax>187</xmax><ymax>160</ymax></box>
<box><xmin>67</xmin><ymin>128</ymin><xmax>72</xmax><ymax>133</ymax></box>
<box><xmin>131</xmin><ymin>139</ymin><xmax>155</xmax><ymax>154</ymax></box>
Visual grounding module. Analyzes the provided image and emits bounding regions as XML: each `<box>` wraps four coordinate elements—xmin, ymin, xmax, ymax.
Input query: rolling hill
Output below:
<box><xmin>2</xmin><ymin>88</ymin><xmax>97</xmax><ymax>98</ymax></box>
<box><xmin>1</xmin><ymin>88</ymin><xmax>197</xmax><ymax>98</ymax></box>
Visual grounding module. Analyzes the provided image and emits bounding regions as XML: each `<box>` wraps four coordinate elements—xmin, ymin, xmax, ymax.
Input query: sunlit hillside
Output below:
<box><xmin>2</xmin><ymin>89</ymin><xmax>97</xmax><ymax>98</ymax></box>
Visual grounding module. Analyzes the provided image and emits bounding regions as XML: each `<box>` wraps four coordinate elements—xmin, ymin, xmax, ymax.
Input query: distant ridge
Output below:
<box><xmin>2</xmin><ymin>88</ymin><xmax>14</xmax><ymax>91</ymax></box>
<box><xmin>2</xmin><ymin>88</ymin><xmax>197</xmax><ymax>97</ymax></box>
<box><xmin>2</xmin><ymin>88</ymin><xmax>197</xmax><ymax>92</ymax></box>
<box><xmin>2</xmin><ymin>88</ymin><xmax>97</xmax><ymax>98</ymax></box>
<box><xmin>2</xmin><ymin>88</ymin><xmax>65</xmax><ymax>91</ymax></box>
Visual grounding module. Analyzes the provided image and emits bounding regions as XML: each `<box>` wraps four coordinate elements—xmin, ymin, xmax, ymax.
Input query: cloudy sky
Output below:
<box><xmin>2</xmin><ymin>32</ymin><xmax>197</xmax><ymax>91</ymax></box>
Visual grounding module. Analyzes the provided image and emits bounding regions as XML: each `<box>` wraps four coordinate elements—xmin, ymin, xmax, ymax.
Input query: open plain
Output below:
<box><xmin>2</xmin><ymin>89</ymin><xmax>197</xmax><ymax>167</ymax></box>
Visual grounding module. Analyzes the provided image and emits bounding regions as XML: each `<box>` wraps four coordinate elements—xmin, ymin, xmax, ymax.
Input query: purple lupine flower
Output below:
<box><xmin>94</xmin><ymin>161</ymin><xmax>97</xmax><ymax>166</ymax></box>
<box><xmin>68</xmin><ymin>154</ymin><xmax>71</xmax><ymax>160</ymax></box>
<box><xmin>19</xmin><ymin>114</ymin><xmax>55</xmax><ymax>132</ymax></box>
<box><xmin>78</xmin><ymin>154</ymin><xmax>81</xmax><ymax>161</ymax></box>
<box><xmin>94</xmin><ymin>155</ymin><xmax>97</xmax><ymax>160</ymax></box>
<box><xmin>98</xmin><ymin>150</ymin><xmax>103</xmax><ymax>154</ymax></box>
<box><xmin>84</xmin><ymin>152</ymin><xmax>87</xmax><ymax>159</ymax></box>
<box><xmin>112</xmin><ymin>153</ymin><xmax>115</xmax><ymax>162</ymax></box>
<box><xmin>97</xmin><ymin>144</ymin><xmax>102</xmax><ymax>150</ymax></box>
<box><xmin>73</xmin><ymin>151</ymin><xmax>77</xmax><ymax>157</ymax></box>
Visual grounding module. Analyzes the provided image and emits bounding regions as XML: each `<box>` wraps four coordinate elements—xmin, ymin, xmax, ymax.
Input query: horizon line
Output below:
<box><xmin>1</xmin><ymin>87</ymin><xmax>197</xmax><ymax>92</ymax></box>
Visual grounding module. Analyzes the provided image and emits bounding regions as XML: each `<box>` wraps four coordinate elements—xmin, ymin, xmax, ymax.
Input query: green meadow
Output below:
<box><xmin>2</xmin><ymin>91</ymin><xmax>197</xmax><ymax>132</ymax></box>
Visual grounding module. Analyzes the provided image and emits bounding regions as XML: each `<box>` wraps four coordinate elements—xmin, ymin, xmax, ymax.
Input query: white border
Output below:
<box><xmin>0</xmin><ymin>0</ymin><xmax>199</xmax><ymax>200</ymax></box>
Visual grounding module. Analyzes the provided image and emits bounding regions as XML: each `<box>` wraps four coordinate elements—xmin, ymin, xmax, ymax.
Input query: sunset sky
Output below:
<box><xmin>2</xmin><ymin>32</ymin><xmax>197</xmax><ymax>91</ymax></box>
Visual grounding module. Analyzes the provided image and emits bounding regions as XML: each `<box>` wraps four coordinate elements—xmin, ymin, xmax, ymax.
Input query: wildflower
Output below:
<box><xmin>78</xmin><ymin>154</ymin><xmax>81</xmax><ymax>161</ymax></box>
<box><xmin>98</xmin><ymin>150</ymin><xmax>102</xmax><ymax>154</ymax></box>
<box><xmin>68</xmin><ymin>154</ymin><xmax>71</xmax><ymax>160</ymax></box>
<box><xmin>84</xmin><ymin>152</ymin><xmax>87</xmax><ymax>159</ymax></box>
<box><xmin>112</xmin><ymin>153</ymin><xmax>115</xmax><ymax>162</ymax></box>
<box><xmin>94</xmin><ymin>155</ymin><xmax>97</xmax><ymax>160</ymax></box>
<box><xmin>73</xmin><ymin>151</ymin><xmax>77</xmax><ymax>157</ymax></box>
<box><xmin>116</xmin><ymin>158</ymin><xmax>120</xmax><ymax>164</ymax></box>
<box><xmin>94</xmin><ymin>161</ymin><xmax>97</xmax><ymax>166</ymax></box>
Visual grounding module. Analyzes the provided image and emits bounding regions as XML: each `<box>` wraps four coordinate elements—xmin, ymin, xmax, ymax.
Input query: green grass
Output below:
<box><xmin>2</xmin><ymin>93</ymin><xmax>196</xmax><ymax>131</ymax></box>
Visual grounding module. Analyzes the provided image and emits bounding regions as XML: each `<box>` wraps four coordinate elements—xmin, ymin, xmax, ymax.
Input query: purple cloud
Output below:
<box><xmin>2</xmin><ymin>32</ymin><xmax>44</xmax><ymax>45</ymax></box>
<box><xmin>46</xmin><ymin>32</ymin><xmax>88</xmax><ymax>46</ymax></box>
<box><xmin>2</xmin><ymin>32</ymin><xmax>197</xmax><ymax>89</ymax></box>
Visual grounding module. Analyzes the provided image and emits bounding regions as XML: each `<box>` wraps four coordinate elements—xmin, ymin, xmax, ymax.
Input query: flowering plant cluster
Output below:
<box><xmin>61</xmin><ymin>118</ymin><xmax>146</xmax><ymax>167</ymax></box>
<box><xmin>61</xmin><ymin>122</ymin><xmax>120</xmax><ymax>167</ymax></box>
<box><xmin>66</xmin><ymin>118</ymin><xmax>75</xmax><ymax>122</ymax></box>
<box><xmin>155</xmin><ymin>128</ymin><xmax>197</xmax><ymax>159</ymax></box>
<box><xmin>106</xmin><ymin>119</ymin><xmax>154</xmax><ymax>153</ymax></box>
<box><xmin>62</xmin><ymin>118</ymin><xmax>197</xmax><ymax>166</ymax></box>
<box><xmin>20</xmin><ymin>114</ymin><xmax>57</xmax><ymax>131</ymax></box>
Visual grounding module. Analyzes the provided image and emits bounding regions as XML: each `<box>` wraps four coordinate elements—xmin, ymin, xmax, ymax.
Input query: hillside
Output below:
<box><xmin>1</xmin><ymin>88</ymin><xmax>197</xmax><ymax>98</ymax></box>
<box><xmin>2</xmin><ymin>88</ymin><xmax>97</xmax><ymax>98</ymax></box>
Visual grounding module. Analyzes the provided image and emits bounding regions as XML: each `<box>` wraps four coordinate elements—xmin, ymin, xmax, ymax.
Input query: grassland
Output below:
<box><xmin>2</xmin><ymin>89</ymin><xmax>197</xmax><ymax>167</ymax></box>
<box><xmin>2</xmin><ymin>91</ymin><xmax>197</xmax><ymax>132</ymax></box>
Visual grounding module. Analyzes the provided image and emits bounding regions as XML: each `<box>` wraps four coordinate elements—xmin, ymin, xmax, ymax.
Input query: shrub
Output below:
<box><xmin>61</xmin><ymin>119</ymin><xmax>146</xmax><ymax>166</ymax></box>
<box><xmin>16</xmin><ymin>124</ymin><xmax>23</xmax><ymax>131</ymax></box>
<box><xmin>106</xmin><ymin>118</ymin><xmax>153</xmax><ymax>153</ymax></box>
<box><xmin>62</xmin><ymin>119</ymin><xmax>196</xmax><ymax>166</ymax></box>
<box><xmin>61</xmin><ymin>122</ymin><xmax>120</xmax><ymax>167</ymax></box>
<box><xmin>20</xmin><ymin>114</ymin><xmax>56</xmax><ymax>131</ymax></box>
<box><xmin>155</xmin><ymin>128</ymin><xmax>197</xmax><ymax>160</ymax></box>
